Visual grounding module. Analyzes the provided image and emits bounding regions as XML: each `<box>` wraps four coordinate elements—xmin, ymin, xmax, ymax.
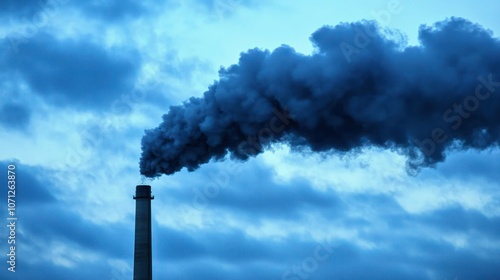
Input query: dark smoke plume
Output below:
<box><xmin>140</xmin><ymin>18</ymin><xmax>500</xmax><ymax>177</ymax></box>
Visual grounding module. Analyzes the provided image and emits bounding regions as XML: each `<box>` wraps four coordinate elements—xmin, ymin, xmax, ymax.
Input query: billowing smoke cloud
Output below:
<box><xmin>140</xmin><ymin>17</ymin><xmax>500</xmax><ymax>177</ymax></box>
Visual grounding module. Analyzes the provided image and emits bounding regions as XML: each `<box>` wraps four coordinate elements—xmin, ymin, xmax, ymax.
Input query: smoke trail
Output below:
<box><xmin>140</xmin><ymin>17</ymin><xmax>500</xmax><ymax>178</ymax></box>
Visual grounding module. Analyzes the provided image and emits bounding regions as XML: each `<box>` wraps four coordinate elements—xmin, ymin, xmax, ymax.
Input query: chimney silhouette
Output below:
<box><xmin>133</xmin><ymin>185</ymin><xmax>154</xmax><ymax>280</ymax></box>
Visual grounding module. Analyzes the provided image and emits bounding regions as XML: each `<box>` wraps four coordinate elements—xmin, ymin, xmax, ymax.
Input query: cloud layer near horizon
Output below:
<box><xmin>1</xmin><ymin>1</ymin><xmax>500</xmax><ymax>279</ymax></box>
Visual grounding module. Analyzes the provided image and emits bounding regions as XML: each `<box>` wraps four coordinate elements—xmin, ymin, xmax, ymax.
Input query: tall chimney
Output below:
<box><xmin>133</xmin><ymin>185</ymin><xmax>154</xmax><ymax>280</ymax></box>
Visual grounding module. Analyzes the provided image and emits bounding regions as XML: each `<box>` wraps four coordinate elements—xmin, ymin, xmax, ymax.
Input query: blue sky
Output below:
<box><xmin>1</xmin><ymin>0</ymin><xmax>500</xmax><ymax>279</ymax></box>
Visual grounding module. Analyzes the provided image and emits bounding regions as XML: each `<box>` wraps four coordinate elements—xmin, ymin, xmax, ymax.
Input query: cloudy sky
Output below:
<box><xmin>1</xmin><ymin>0</ymin><xmax>500</xmax><ymax>279</ymax></box>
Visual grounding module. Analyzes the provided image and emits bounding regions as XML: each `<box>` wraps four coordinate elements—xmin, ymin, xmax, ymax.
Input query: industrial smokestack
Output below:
<box><xmin>133</xmin><ymin>185</ymin><xmax>154</xmax><ymax>280</ymax></box>
<box><xmin>140</xmin><ymin>17</ymin><xmax>500</xmax><ymax>178</ymax></box>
